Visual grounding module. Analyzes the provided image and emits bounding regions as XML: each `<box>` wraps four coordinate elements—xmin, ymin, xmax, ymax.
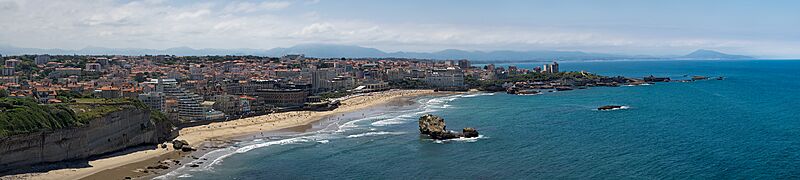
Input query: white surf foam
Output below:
<box><xmin>370</xmin><ymin>117</ymin><xmax>410</xmax><ymax>126</ymax></box>
<box><xmin>461</xmin><ymin>92</ymin><xmax>495</xmax><ymax>98</ymax></box>
<box><xmin>346</xmin><ymin>131</ymin><xmax>406</xmax><ymax>138</ymax></box>
<box><xmin>433</xmin><ymin>135</ymin><xmax>486</xmax><ymax>144</ymax></box>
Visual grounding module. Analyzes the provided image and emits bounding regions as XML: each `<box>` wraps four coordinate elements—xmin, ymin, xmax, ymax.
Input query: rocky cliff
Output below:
<box><xmin>0</xmin><ymin>108</ymin><xmax>177</xmax><ymax>172</ymax></box>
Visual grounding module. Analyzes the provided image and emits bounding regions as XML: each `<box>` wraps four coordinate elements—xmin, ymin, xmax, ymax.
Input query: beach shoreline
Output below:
<box><xmin>1</xmin><ymin>89</ymin><xmax>444</xmax><ymax>180</ymax></box>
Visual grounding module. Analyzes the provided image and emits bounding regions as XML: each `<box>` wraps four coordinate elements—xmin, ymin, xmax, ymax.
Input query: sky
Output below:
<box><xmin>0</xmin><ymin>0</ymin><xmax>798</xmax><ymax>58</ymax></box>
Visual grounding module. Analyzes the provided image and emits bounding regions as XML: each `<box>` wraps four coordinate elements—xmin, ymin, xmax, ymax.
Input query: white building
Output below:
<box><xmin>147</xmin><ymin>79</ymin><xmax>209</xmax><ymax>121</ymax></box>
<box><xmin>312</xmin><ymin>68</ymin><xmax>336</xmax><ymax>92</ymax></box>
<box><xmin>423</xmin><ymin>67</ymin><xmax>465</xmax><ymax>88</ymax></box>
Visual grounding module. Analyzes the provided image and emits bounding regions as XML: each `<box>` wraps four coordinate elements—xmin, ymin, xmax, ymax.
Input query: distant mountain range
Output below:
<box><xmin>679</xmin><ymin>49</ymin><xmax>753</xmax><ymax>59</ymax></box>
<box><xmin>0</xmin><ymin>44</ymin><xmax>753</xmax><ymax>61</ymax></box>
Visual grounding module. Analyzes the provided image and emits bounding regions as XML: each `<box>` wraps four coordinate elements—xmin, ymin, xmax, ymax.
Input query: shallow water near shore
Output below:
<box><xmin>164</xmin><ymin>60</ymin><xmax>800</xmax><ymax>179</ymax></box>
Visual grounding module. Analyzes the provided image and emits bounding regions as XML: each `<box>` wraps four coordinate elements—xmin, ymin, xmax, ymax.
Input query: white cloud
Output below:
<box><xmin>0</xmin><ymin>0</ymin><xmax>795</xmax><ymax>57</ymax></box>
<box><xmin>297</xmin><ymin>23</ymin><xmax>336</xmax><ymax>35</ymax></box>
<box><xmin>223</xmin><ymin>1</ymin><xmax>290</xmax><ymax>13</ymax></box>
<box><xmin>174</xmin><ymin>9</ymin><xmax>211</xmax><ymax>20</ymax></box>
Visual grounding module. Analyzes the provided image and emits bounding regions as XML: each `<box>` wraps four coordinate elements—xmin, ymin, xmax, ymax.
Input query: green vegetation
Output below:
<box><xmin>69</xmin><ymin>98</ymin><xmax>144</xmax><ymax>122</ymax></box>
<box><xmin>0</xmin><ymin>97</ymin><xmax>163</xmax><ymax>137</ymax></box>
<box><xmin>466</xmin><ymin>71</ymin><xmax>608</xmax><ymax>90</ymax></box>
<box><xmin>389</xmin><ymin>79</ymin><xmax>428</xmax><ymax>89</ymax></box>
<box><xmin>0</xmin><ymin>98</ymin><xmax>81</xmax><ymax>137</ymax></box>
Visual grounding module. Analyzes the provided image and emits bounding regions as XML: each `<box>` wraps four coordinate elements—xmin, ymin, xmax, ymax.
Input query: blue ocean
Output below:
<box><xmin>160</xmin><ymin>60</ymin><xmax>800</xmax><ymax>179</ymax></box>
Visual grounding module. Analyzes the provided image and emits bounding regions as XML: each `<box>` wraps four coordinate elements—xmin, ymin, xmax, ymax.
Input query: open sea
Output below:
<box><xmin>159</xmin><ymin>60</ymin><xmax>800</xmax><ymax>179</ymax></box>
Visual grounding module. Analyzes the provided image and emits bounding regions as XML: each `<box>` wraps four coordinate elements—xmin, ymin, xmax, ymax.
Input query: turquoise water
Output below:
<box><xmin>162</xmin><ymin>60</ymin><xmax>800</xmax><ymax>179</ymax></box>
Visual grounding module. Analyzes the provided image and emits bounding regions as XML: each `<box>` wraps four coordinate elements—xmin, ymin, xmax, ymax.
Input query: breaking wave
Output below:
<box><xmin>346</xmin><ymin>131</ymin><xmax>406</xmax><ymax>138</ymax></box>
<box><xmin>433</xmin><ymin>135</ymin><xmax>487</xmax><ymax>144</ymax></box>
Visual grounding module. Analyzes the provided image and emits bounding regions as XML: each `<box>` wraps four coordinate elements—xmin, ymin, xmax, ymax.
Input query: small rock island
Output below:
<box><xmin>418</xmin><ymin>114</ymin><xmax>479</xmax><ymax>140</ymax></box>
<box><xmin>597</xmin><ymin>105</ymin><xmax>625</xmax><ymax>111</ymax></box>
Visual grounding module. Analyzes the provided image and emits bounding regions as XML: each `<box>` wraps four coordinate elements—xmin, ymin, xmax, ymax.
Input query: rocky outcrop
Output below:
<box><xmin>418</xmin><ymin>114</ymin><xmax>446</xmax><ymax>135</ymax></box>
<box><xmin>418</xmin><ymin>114</ymin><xmax>479</xmax><ymax>140</ymax></box>
<box><xmin>598</xmin><ymin>105</ymin><xmax>624</xmax><ymax>111</ymax></box>
<box><xmin>0</xmin><ymin>108</ymin><xmax>177</xmax><ymax>172</ymax></box>
<box><xmin>462</xmin><ymin>128</ymin><xmax>479</xmax><ymax>138</ymax></box>
<box><xmin>172</xmin><ymin>139</ymin><xmax>195</xmax><ymax>152</ymax></box>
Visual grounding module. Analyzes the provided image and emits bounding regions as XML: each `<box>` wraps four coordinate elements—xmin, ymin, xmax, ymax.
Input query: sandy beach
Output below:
<box><xmin>2</xmin><ymin>89</ymin><xmax>441</xmax><ymax>180</ymax></box>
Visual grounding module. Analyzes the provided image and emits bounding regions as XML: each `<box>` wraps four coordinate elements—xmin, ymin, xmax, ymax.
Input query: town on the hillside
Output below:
<box><xmin>0</xmin><ymin>54</ymin><xmax>672</xmax><ymax>124</ymax></box>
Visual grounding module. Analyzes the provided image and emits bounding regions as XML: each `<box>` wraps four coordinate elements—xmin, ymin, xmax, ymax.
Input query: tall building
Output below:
<box><xmin>138</xmin><ymin>92</ymin><xmax>165</xmax><ymax>112</ymax></box>
<box><xmin>85</xmin><ymin>63</ymin><xmax>102</xmax><ymax>72</ymax></box>
<box><xmin>4</xmin><ymin>59</ymin><xmax>20</xmax><ymax>68</ymax></box>
<box><xmin>542</xmin><ymin>61</ymin><xmax>559</xmax><ymax>73</ymax></box>
<box><xmin>551</xmin><ymin>61</ymin><xmax>559</xmax><ymax>73</ymax></box>
<box><xmin>35</xmin><ymin>55</ymin><xmax>50</xmax><ymax>65</ymax></box>
<box><xmin>458</xmin><ymin>60</ymin><xmax>471</xmax><ymax>69</ymax></box>
<box><xmin>148</xmin><ymin>79</ymin><xmax>208</xmax><ymax>121</ymax></box>
<box><xmin>1</xmin><ymin>67</ymin><xmax>14</xmax><ymax>76</ymax></box>
<box><xmin>311</xmin><ymin>68</ymin><xmax>336</xmax><ymax>93</ymax></box>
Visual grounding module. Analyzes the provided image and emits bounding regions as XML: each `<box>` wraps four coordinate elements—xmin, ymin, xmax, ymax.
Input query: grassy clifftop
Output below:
<box><xmin>0</xmin><ymin>98</ymin><xmax>82</xmax><ymax>137</ymax></box>
<box><xmin>0</xmin><ymin>98</ymin><xmax>165</xmax><ymax>137</ymax></box>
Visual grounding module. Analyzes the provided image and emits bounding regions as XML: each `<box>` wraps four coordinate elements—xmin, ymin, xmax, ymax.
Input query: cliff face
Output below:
<box><xmin>0</xmin><ymin>108</ymin><xmax>176</xmax><ymax>171</ymax></box>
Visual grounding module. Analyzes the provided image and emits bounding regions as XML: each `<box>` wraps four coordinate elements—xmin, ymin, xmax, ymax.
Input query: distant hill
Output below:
<box><xmin>680</xmin><ymin>49</ymin><xmax>753</xmax><ymax>59</ymax></box>
<box><xmin>264</xmin><ymin>44</ymin><xmax>387</xmax><ymax>58</ymax></box>
<box><xmin>0</xmin><ymin>44</ymin><xmax>754</xmax><ymax>61</ymax></box>
<box><xmin>262</xmin><ymin>44</ymin><xmax>637</xmax><ymax>60</ymax></box>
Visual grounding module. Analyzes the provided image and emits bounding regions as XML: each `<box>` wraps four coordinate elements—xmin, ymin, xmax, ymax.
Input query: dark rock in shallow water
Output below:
<box><xmin>418</xmin><ymin>114</ymin><xmax>479</xmax><ymax>140</ymax></box>
<box><xmin>429</xmin><ymin>131</ymin><xmax>459</xmax><ymax>140</ymax></box>
<box><xmin>598</xmin><ymin>105</ymin><xmax>624</xmax><ymax>111</ymax></box>
<box><xmin>462</xmin><ymin>128</ymin><xmax>479</xmax><ymax>138</ymax></box>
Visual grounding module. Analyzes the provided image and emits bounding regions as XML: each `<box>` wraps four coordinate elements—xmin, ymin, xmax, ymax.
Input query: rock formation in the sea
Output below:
<box><xmin>418</xmin><ymin>114</ymin><xmax>479</xmax><ymax>140</ymax></box>
<box><xmin>462</xmin><ymin>128</ymin><xmax>479</xmax><ymax>138</ymax></box>
<box><xmin>598</xmin><ymin>105</ymin><xmax>624</xmax><ymax>111</ymax></box>
<box><xmin>419</xmin><ymin>114</ymin><xmax>446</xmax><ymax>134</ymax></box>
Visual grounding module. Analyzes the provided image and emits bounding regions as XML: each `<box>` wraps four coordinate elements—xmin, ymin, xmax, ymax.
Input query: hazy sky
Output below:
<box><xmin>1</xmin><ymin>0</ymin><xmax>798</xmax><ymax>57</ymax></box>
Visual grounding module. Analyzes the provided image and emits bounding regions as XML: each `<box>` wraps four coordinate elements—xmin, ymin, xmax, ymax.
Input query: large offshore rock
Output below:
<box><xmin>418</xmin><ymin>114</ymin><xmax>446</xmax><ymax>135</ymax></box>
<box><xmin>418</xmin><ymin>114</ymin><xmax>479</xmax><ymax>140</ymax></box>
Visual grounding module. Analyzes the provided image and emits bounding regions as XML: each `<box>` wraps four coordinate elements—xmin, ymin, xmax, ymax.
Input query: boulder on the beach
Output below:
<box><xmin>418</xmin><ymin>114</ymin><xmax>479</xmax><ymax>140</ymax></box>
<box><xmin>180</xmin><ymin>146</ymin><xmax>196</xmax><ymax>152</ymax></box>
<box><xmin>147</xmin><ymin>164</ymin><xmax>169</xmax><ymax>169</ymax></box>
<box><xmin>172</xmin><ymin>139</ymin><xmax>189</xmax><ymax>150</ymax></box>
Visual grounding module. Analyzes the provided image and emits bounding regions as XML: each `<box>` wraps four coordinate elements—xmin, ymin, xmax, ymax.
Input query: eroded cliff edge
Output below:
<box><xmin>0</xmin><ymin>98</ymin><xmax>177</xmax><ymax>172</ymax></box>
